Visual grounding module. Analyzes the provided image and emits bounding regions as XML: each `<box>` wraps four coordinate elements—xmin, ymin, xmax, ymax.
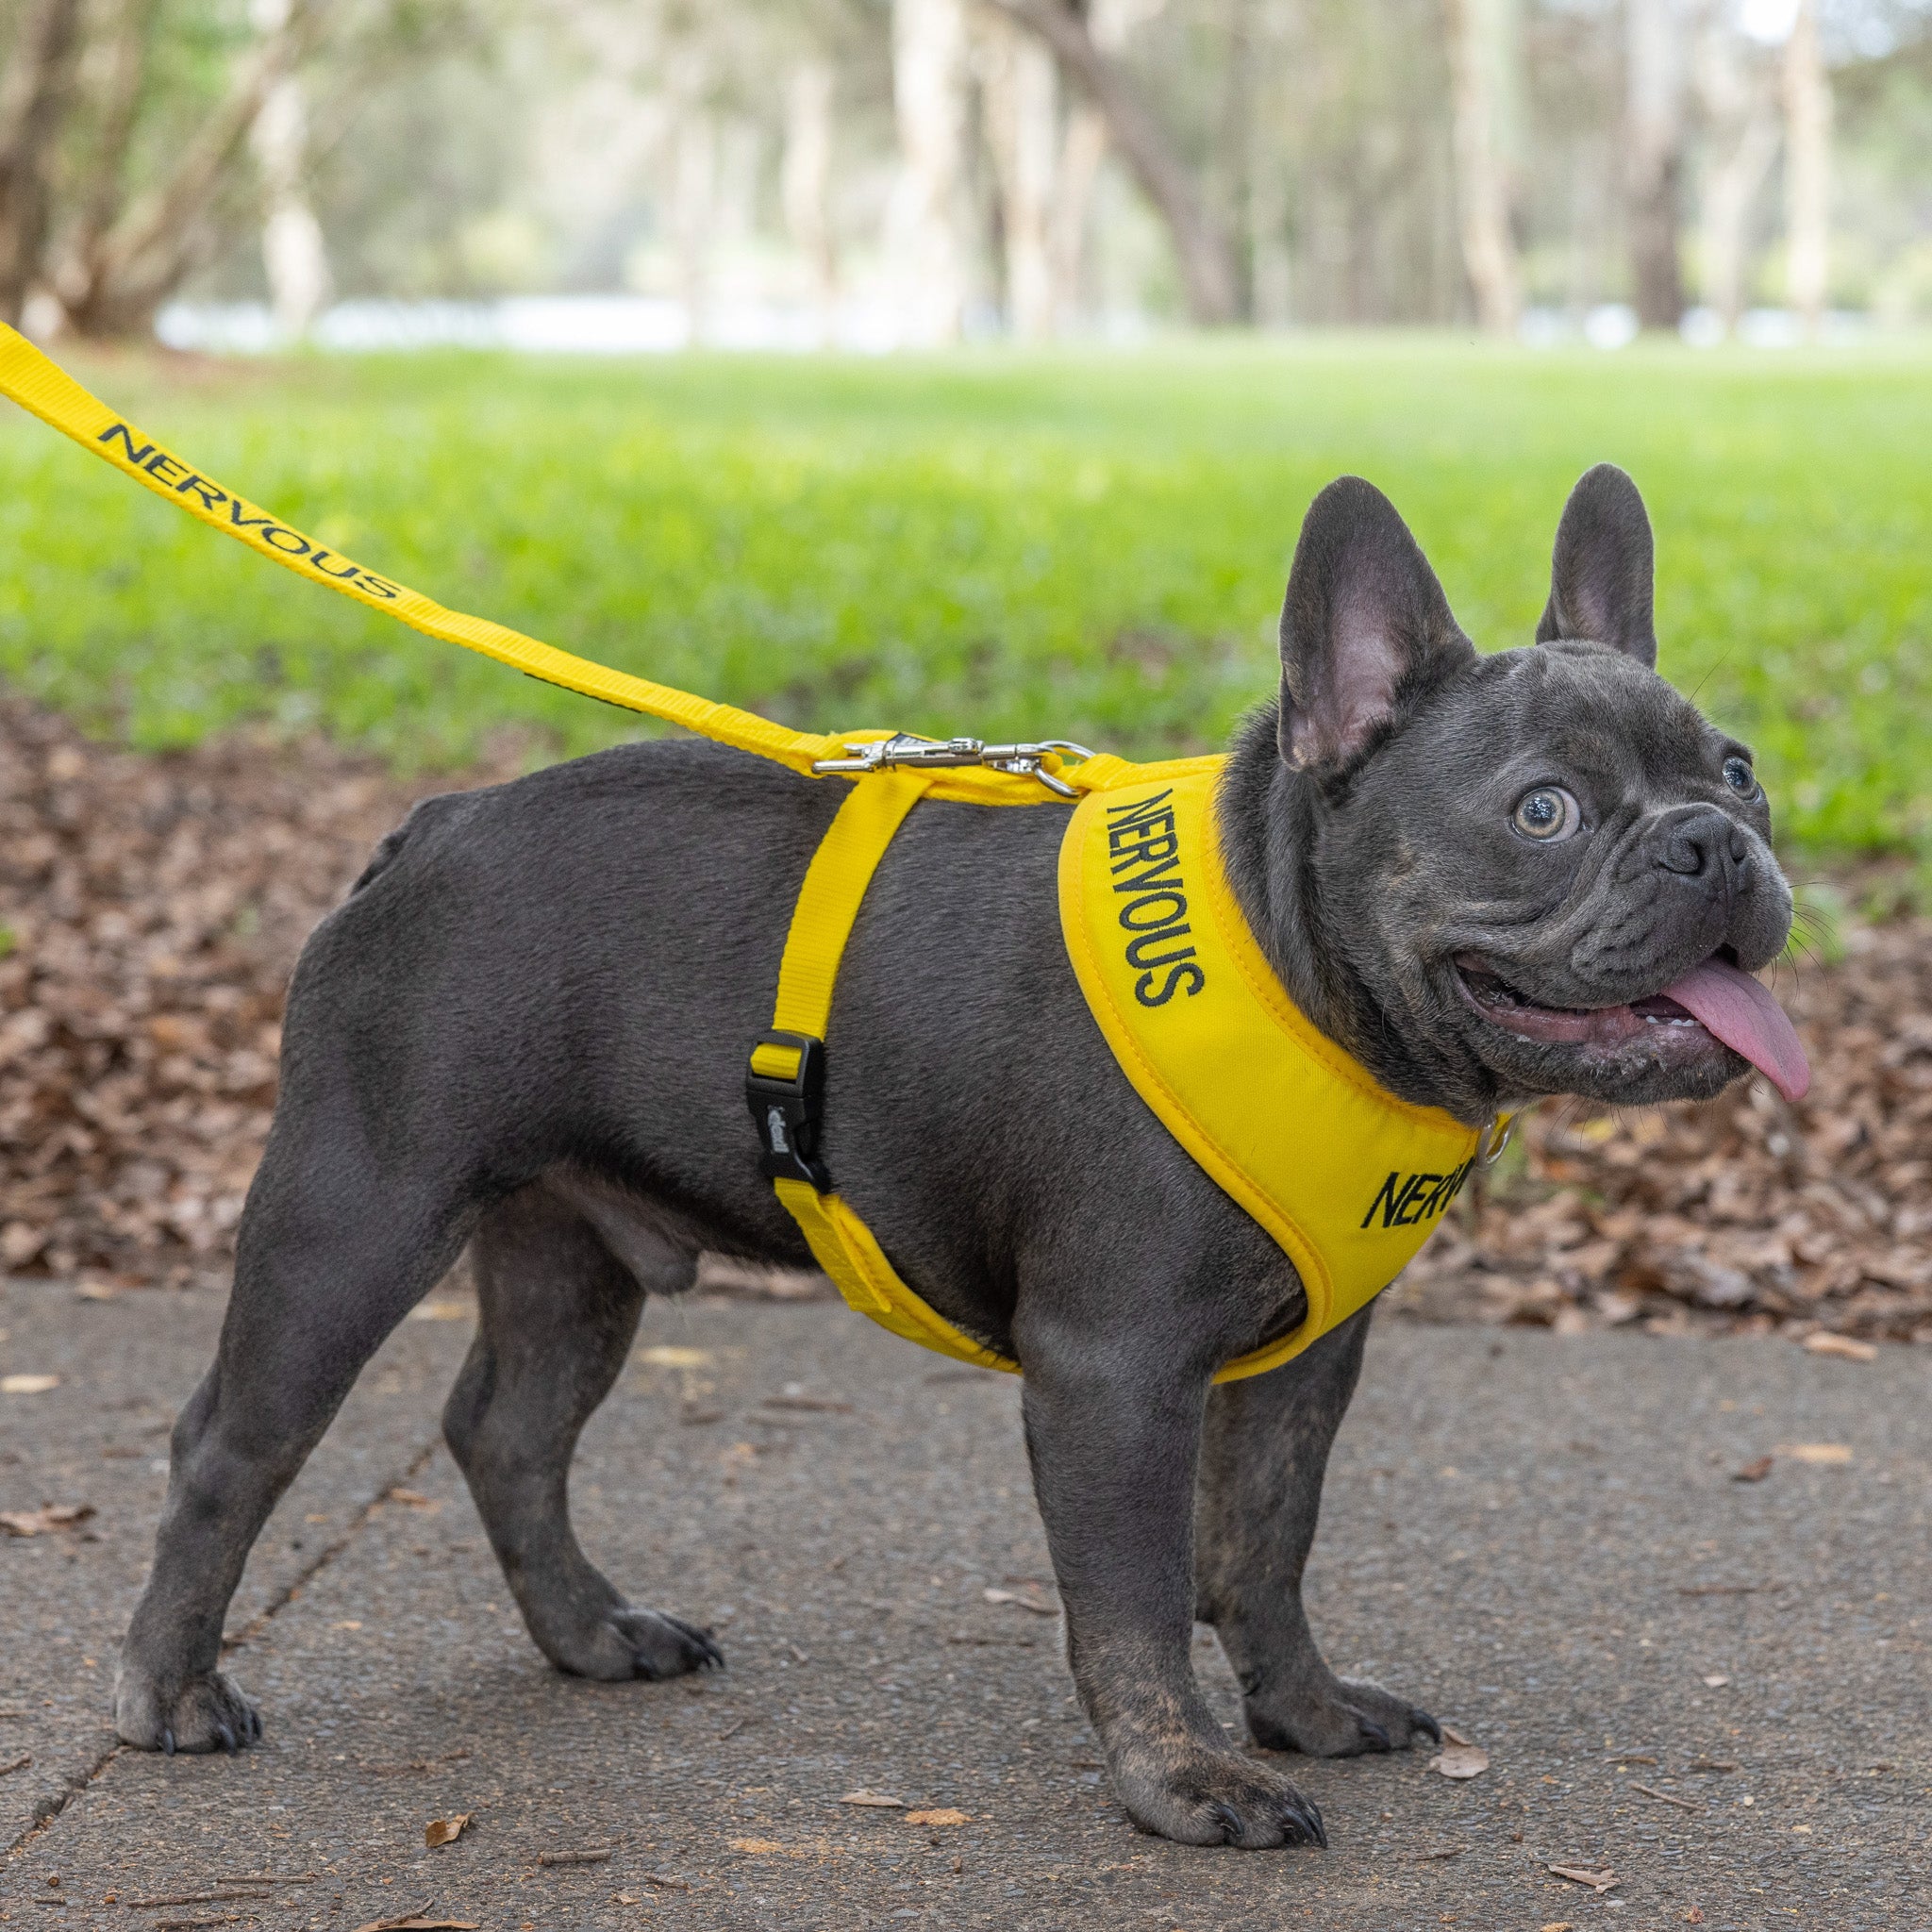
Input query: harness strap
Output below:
<box><xmin>746</xmin><ymin>774</ymin><xmax>1020</xmax><ymax>1374</ymax></box>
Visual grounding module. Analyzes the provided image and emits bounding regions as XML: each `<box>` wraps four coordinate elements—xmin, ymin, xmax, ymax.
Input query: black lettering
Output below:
<box><xmin>97</xmin><ymin>422</ymin><xmax>156</xmax><ymax>464</ymax></box>
<box><xmin>1135</xmin><ymin>960</ymin><xmax>1205</xmax><ymax>1007</ymax></box>
<box><xmin>227</xmin><ymin>498</ymin><xmax>273</xmax><ymax>532</ymax></box>
<box><xmin>143</xmin><ymin>451</ymin><xmax>188</xmax><ymax>485</ymax></box>
<box><xmin>1120</xmin><ymin>823</ymin><xmax>1174</xmax><ymax>861</ymax></box>
<box><xmin>1119</xmin><ymin>891</ymin><xmax>1187</xmax><ymax>932</ymax></box>
<box><xmin>259</xmin><ymin>526</ymin><xmax>310</xmax><ymax>556</ymax></box>
<box><xmin>1407</xmin><ymin>1174</ymin><xmax>1445</xmax><ymax>1221</ymax></box>
<box><xmin>309</xmin><ymin>551</ymin><xmax>360</xmax><ymax>579</ymax></box>
<box><xmin>1111</xmin><ymin>852</ymin><xmax>1184</xmax><ymax>894</ymax></box>
<box><xmin>1434</xmin><ymin>1159</ymin><xmax>1473</xmax><ymax>1215</ymax></box>
<box><xmin>1124</xmin><ymin>928</ymin><xmax>1194</xmax><ymax>971</ymax></box>
<box><xmin>1362</xmin><ymin>1172</ymin><xmax>1402</xmax><ymax>1229</ymax></box>
<box><xmin>358</xmin><ymin>574</ymin><xmax>400</xmax><ymax>600</ymax></box>
<box><xmin>1391</xmin><ymin>1175</ymin><xmax>1427</xmax><ymax>1226</ymax></box>
<box><xmin>175</xmin><ymin>474</ymin><xmax>226</xmax><ymax>511</ymax></box>
<box><xmin>1106</xmin><ymin>790</ymin><xmax>1174</xmax><ymax>839</ymax></box>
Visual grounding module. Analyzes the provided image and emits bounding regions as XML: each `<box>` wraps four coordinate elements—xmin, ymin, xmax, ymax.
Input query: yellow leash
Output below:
<box><xmin>0</xmin><ymin>323</ymin><xmax>1125</xmax><ymax>805</ymax></box>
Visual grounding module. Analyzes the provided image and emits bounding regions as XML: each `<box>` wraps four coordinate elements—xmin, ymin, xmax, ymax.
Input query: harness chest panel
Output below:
<box><xmin>756</xmin><ymin>757</ymin><xmax>1481</xmax><ymax>1383</ymax></box>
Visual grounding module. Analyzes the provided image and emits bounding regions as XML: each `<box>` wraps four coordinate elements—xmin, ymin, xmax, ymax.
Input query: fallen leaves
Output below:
<box><xmin>1730</xmin><ymin>1455</ymin><xmax>1774</xmax><ymax>1483</ymax></box>
<box><xmin>839</xmin><ymin>1790</ymin><xmax>906</xmax><ymax>1808</ymax></box>
<box><xmin>423</xmin><ymin>1813</ymin><xmax>472</xmax><ymax>1848</ymax></box>
<box><xmin>982</xmin><ymin>1587</ymin><xmax>1057</xmax><ymax>1616</ymax></box>
<box><xmin>1779</xmin><ymin>1441</ymin><xmax>1853</xmax><ymax>1465</ymax></box>
<box><xmin>1428</xmin><ymin>1740</ymin><xmax>1490</xmax><ymax>1780</ymax></box>
<box><xmin>1548</xmin><ymin>1863</ymin><xmax>1618</xmax><ymax>1892</ymax></box>
<box><xmin>1630</xmin><ymin>1781</ymin><xmax>1704</xmax><ymax>1812</ymax></box>
<box><xmin>1</xmin><ymin>1374</ymin><xmax>59</xmax><ymax>1395</ymax></box>
<box><xmin>8</xmin><ymin>691</ymin><xmax>1930</xmax><ymax>1355</ymax></box>
<box><xmin>350</xmin><ymin>1913</ymin><xmax>478</xmax><ymax>1932</ymax></box>
<box><xmin>1700</xmin><ymin>1674</ymin><xmax>1731</xmax><ymax>1689</ymax></box>
<box><xmin>0</xmin><ymin>1503</ymin><xmax>92</xmax><ymax>1536</ymax></box>
<box><xmin>905</xmin><ymin>1808</ymin><xmax>971</xmax><ymax>1826</ymax></box>
<box><xmin>0</xmin><ymin>1754</ymin><xmax>30</xmax><ymax>1776</ymax></box>
<box><xmin>1803</xmin><ymin>1332</ymin><xmax>1877</xmax><ymax>1361</ymax></box>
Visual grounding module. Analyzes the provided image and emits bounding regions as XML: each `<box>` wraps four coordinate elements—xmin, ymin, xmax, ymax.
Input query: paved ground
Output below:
<box><xmin>0</xmin><ymin>1278</ymin><xmax>1924</xmax><ymax>1930</ymax></box>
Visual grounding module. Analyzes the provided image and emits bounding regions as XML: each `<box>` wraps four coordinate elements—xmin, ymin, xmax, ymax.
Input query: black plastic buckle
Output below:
<box><xmin>745</xmin><ymin>1029</ymin><xmax>831</xmax><ymax>1191</ymax></box>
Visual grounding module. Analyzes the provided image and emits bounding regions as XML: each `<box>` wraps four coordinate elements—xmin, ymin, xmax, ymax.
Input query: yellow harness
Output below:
<box><xmin>0</xmin><ymin>324</ymin><xmax>1486</xmax><ymax>1384</ymax></box>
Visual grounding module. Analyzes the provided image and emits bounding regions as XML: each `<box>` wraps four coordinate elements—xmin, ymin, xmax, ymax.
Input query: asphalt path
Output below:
<box><xmin>0</xmin><ymin>1278</ymin><xmax>1924</xmax><ymax>1929</ymax></box>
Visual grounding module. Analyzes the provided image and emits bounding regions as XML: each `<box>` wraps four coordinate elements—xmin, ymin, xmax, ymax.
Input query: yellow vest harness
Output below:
<box><xmin>0</xmin><ymin>323</ymin><xmax>1491</xmax><ymax>1384</ymax></box>
<box><xmin>744</xmin><ymin>753</ymin><xmax>1485</xmax><ymax>1383</ymax></box>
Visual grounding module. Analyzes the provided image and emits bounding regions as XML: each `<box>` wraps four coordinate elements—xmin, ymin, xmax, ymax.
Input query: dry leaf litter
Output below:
<box><xmin>5</xmin><ymin>696</ymin><xmax>1931</xmax><ymax>1343</ymax></box>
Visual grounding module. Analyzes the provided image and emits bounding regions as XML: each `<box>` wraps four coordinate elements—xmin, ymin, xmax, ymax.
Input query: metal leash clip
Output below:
<box><xmin>811</xmin><ymin>732</ymin><xmax>1095</xmax><ymax>798</ymax></box>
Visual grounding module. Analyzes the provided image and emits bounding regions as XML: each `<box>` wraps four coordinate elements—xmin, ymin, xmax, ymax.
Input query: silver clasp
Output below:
<box><xmin>1474</xmin><ymin>1114</ymin><xmax>1516</xmax><ymax>1167</ymax></box>
<box><xmin>811</xmin><ymin>732</ymin><xmax>1095</xmax><ymax>799</ymax></box>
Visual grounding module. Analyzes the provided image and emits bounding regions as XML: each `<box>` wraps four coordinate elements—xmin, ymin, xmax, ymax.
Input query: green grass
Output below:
<box><xmin>3</xmin><ymin>337</ymin><xmax>1928</xmax><ymax>863</ymax></box>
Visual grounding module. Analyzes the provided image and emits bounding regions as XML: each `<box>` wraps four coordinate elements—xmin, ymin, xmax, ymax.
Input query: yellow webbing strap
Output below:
<box><xmin>761</xmin><ymin>774</ymin><xmax>1019</xmax><ymax>1374</ymax></box>
<box><xmin>0</xmin><ymin>322</ymin><xmax>1134</xmax><ymax>803</ymax></box>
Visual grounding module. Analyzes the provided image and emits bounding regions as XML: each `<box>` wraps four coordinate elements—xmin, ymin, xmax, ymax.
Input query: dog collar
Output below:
<box><xmin>749</xmin><ymin>757</ymin><xmax>1483</xmax><ymax>1381</ymax></box>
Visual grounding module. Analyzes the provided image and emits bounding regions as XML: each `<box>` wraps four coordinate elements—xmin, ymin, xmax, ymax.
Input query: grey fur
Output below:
<box><xmin>115</xmin><ymin>468</ymin><xmax>1792</xmax><ymax>1850</ymax></box>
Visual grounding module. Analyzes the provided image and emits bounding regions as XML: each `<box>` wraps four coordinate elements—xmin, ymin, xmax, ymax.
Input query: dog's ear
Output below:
<box><xmin>1536</xmin><ymin>463</ymin><xmax>1657</xmax><ymax>668</ymax></box>
<box><xmin>1276</xmin><ymin>476</ymin><xmax>1476</xmax><ymax>772</ymax></box>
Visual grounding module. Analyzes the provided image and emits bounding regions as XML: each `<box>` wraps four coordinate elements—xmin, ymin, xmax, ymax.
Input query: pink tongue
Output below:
<box><xmin>1659</xmin><ymin>958</ymin><xmax>1810</xmax><ymax>1102</ymax></box>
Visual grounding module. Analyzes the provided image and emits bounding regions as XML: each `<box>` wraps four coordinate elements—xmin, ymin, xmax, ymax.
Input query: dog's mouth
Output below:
<box><xmin>1452</xmin><ymin>951</ymin><xmax>1809</xmax><ymax>1101</ymax></box>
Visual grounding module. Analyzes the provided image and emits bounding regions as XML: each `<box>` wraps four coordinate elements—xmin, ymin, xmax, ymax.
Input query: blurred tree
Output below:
<box><xmin>0</xmin><ymin>0</ymin><xmax>83</xmax><ymax>327</ymax></box>
<box><xmin>1626</xmin><ymin>0</ymin><xmax>1689</xmax><ymax>328</ymax></box>
<box><xmin>1693</xmin><ymin>1</ymin><xmax>1778</xmax><ymax>335</ymax></box>
<box><xmin>1445</xmin><ymin>0</ymin><xmax>1523</xmax><ymax>333</ymax></box>
<box><xmin>1784</xmin><ymin>0</ymin><xmax>1831</xmax><ymax>331</ymax></box>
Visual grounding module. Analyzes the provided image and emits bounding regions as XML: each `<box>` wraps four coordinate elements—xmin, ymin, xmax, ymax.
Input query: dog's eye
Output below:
<box><xmin>1722</xmin><ymin>755</ymin><xmax>1758</xmax><ymax>798</ymax></box>
<box><xmin>1511</xmin><ymin>786</ymin><xmax>1581</xmax><ymax>842</ymax></box>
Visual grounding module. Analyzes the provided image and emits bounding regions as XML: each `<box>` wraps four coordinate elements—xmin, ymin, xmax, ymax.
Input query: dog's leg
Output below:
<box><xmin>116</xmin><ymin>1153</ymin><xmax>472</xmax><ymax>1754</ymax></box>
<box><xmin>442</xmin><ymin>1182</ymin><xmax>722</xmax><ymax>1681</ymax></box>
<box><xmin>1194</xmin><ymin>1307</ymin><xmax>1441</xmax><ymax>1757</ymax></box>
<box><xmin>1019</xmin><ymin>1347</ymin><xmax>1326</xmax><ymax>1849</ymax></box>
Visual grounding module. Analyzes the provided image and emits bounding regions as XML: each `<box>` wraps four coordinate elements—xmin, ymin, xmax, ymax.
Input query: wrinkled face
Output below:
<box><xmin>1324</xmin><ymin>641</ymin><xmax>1795</xmax><ymax>1108</ymax></box>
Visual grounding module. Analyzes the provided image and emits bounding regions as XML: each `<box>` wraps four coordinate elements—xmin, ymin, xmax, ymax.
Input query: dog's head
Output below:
<box><xmin>1246</xmin><ymin>465</ymin><xmax>1806</xmax><ymax>1121</ymax></box>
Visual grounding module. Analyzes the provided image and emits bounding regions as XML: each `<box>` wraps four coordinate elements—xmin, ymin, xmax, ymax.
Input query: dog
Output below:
<box><xmin>114</xmin><ymin>464</ymin><xmax>1799</xmax><ymax>1850</ymax></box>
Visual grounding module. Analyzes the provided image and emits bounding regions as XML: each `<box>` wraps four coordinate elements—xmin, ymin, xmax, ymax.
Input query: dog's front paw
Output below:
<box><xmin>545</xmin><ymin>1604</ymin><xmax>724</xmax><ymax>1682</ymax></box>
<box><xmin>115</xmin><ymin>1665</ymin><xmax>263</xmax><ymax>1756</ymax></box>
<box><xmin>1112</xmin><ymin>1741</ymin><xmax>1325</xmax><ymax>1849</ymax></box>
<box><xmin>1245</xmin><ymin>1672</ymin><xmax>1439</xmax><ymax>1757</ymax></box>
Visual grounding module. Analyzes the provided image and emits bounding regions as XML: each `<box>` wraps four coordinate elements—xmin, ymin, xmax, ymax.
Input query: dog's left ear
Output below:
<box><xmin>1277</xmin><ymin>476</ymin><xmax>1476</xmax><ymax>773</ymax></box>
<box><xmin>1536</xmin><ymin>463</ymin><xmax>1657</xmax><ymax>668</ymax></box>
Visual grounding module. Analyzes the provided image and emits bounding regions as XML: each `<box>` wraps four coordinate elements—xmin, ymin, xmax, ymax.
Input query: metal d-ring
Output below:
<box><xmin>1474</xmin><ymin>1114</ymin><xmax>1517</xmax><ymax>1167</ymax></box>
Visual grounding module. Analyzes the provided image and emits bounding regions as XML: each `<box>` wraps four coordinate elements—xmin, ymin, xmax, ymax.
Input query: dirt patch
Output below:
<box><xmin>2</xmin><ymin>695</ymin><xmax>1928</xmax><ymax>1341</ymax></box>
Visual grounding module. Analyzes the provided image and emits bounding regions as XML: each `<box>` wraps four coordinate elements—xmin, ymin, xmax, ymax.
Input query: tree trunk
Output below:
<box><xmin>980</xmin><ymin>7</ymin><xmax>1058</xmax><ymax>341</ymax></box>
<box><xmin>1692</xmin><ymin>12</ymin><xmax>1775</xmax><ymax>335</ymax></box>
<box><xmin>1625</xmin><ymin>0</ymin><xmax>1686</xmax><ymax>331</ymax></box>
<box><xmin>990</xmin><ymin>0</ymin><xmax>1237</xmax><ymax>325</ymax></box>
<box><xmin>1443</xmin><ymin>0</ymin><xmax>1521</xmax><ymax>335</ymax></box>
<box><xmin>889</xmin><ymin>0</ymin><xmax>970</xmax><ymax>346</ymax></box>
<box><xmin>0</xmin><ymin>0</ymin><xmax>84</xmax><ymax>327</ymax></box>
<box><xmin>62</xmin><ymin>0</ymin><xmax>323</xmax><ymax>338</ymax></box>
<box><xmin>781</xmin><ymin>58</ymin><xmax>837</xmax><ymax>342</ymax></box>
<box><xmin>249</xmin><ymin>0</ymin><xmax>329</xmax><ymax>342</ymax></box>
<box><xmin>1043</xmin><ymin>0</ymin><xmax>1140</xmax><ymax>329</ymax></box>
<box><xmin>1783</xmin><ymin>0</ymin><xmax>1830</xmax><ymax>337</ymax></box>
<box><xmin>51</xmin><ymin>0</ymin><xmax>158</xmax><ymax>323</ymax></box>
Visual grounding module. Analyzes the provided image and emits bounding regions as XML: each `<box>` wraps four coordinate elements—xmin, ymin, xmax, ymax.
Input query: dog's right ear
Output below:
<box><xmin>1276</xmin><ymin>476</ymin><xmax>1476</xmax><ymax>773</ymax></box>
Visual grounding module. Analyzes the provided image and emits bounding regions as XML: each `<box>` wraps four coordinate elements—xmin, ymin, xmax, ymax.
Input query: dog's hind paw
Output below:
<box><xmin>543</xmin><ymin>1604</ymin><xmax>724</xmax><ymax>1682</ymax></box>
<box><xmin>1114</xmin><ymin>1743</ymin><xmax>1325</xmax><ymax>1850</ymax></box>
<box><xmin>115</xmin><ymin>1667</ymin><xmax>263</xmax><ymax>1755</ymax></box>
<box><xmin>1244</xmin><ymin>1672</ymin><xmax>1438</xmax><ymax>1757</ymax></box>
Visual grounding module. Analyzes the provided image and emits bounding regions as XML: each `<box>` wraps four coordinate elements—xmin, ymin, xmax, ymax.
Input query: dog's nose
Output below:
<box><xmin>1655</xmin><ymin>806</ymin><xmax>1750</xmax><ymax>883</ymax></box>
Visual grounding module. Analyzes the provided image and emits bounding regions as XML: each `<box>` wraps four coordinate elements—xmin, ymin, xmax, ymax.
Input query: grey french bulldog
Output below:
<box><xmin>114</xmin><ymin>464</ymin><xmax>1805</xmax><ymax>1849</ymax></box>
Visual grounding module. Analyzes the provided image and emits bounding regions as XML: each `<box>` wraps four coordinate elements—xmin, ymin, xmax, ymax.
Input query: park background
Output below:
<box><xmin>0</xmin><ymin>0</ymin><xmax>1929</xmax><ymax>1347</ymax></box>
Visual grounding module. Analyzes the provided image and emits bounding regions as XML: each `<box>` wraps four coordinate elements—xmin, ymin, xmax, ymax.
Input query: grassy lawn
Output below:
<box><xmin>2</xmin><ymin>337</ymin><xmax>1927</xmax><ymax>865</ymax></box>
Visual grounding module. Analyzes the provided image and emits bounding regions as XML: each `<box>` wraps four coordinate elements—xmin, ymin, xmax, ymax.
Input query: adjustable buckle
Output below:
<box><xmin>745</xmin><ymin>1029</ymin><xmax>830</xmax><ymax>1191</ymax></box>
